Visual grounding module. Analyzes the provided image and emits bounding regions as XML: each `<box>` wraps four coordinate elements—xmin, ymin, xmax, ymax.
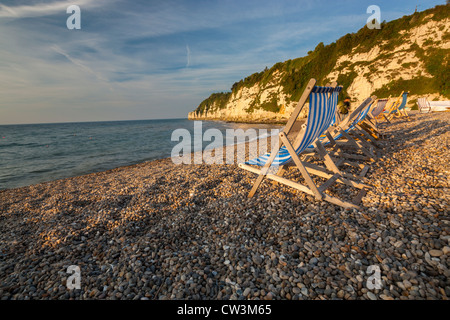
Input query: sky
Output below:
<box><xmin>0</xmin><ymin>0</ymin><xmax>446</xmax><ymax>124</ymax></box>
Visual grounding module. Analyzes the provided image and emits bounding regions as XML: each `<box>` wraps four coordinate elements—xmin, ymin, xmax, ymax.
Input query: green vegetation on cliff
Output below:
<box><xmin>193</xmin><ymin>4</ymin><xmax>450</xmax><ymax>116</ymax></box>
<box><xmin>194</xmin><ymin>92</ymin><xmax>231</xmax><ymax>115</ymax></box>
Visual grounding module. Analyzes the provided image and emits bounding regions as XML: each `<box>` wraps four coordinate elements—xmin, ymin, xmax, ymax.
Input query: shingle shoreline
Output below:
<box><xmin>0</xmin><ymin>112</ymin><xmax>449</xmax><ymax>300</ymax></box>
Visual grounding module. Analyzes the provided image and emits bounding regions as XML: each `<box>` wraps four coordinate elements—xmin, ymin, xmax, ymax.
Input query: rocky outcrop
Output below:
<box><xmin>188</xmin><ymin>70</ymin><xmax>309</xmax><ymax>122</ymax></box>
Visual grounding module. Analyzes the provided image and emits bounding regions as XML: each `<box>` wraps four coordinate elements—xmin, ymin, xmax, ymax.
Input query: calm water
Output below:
<box><xmin>0</xmin><ymin>119</ymin><xmax>281</xmax><ymax>190</ymax></box>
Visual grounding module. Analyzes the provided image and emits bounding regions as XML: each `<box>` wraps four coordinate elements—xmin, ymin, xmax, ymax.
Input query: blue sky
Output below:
<box><xmin>0</xmin><ymin>0</ymin><xmax>445</xmax><ymax>124</ymax></box>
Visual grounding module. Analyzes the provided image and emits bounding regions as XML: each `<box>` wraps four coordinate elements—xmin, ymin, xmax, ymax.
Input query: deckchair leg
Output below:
<box><xmin>353</xmin><ymin>188</ymin><xmax>367</xmax><ymax>206</ymax></box>
<box><xmin>358</xmin><ymin>131</ymin><xmax>378</xmax><ymax>152</ymax></box>
<box><xmin>340</xmin><ymin>130</ymin><xmax>375</xmax><ymax>160</ymax></box>
<box><xmin>313</xmin><ymin>140</ymin><xmax>370</xmax><ymax>189</ymax></box>
<box><xmin>248</xmin><ymin>138</ymin><xmax>283</xmax><ymax>197</ymax></box>
<box><xmin>355</xmin><ymin>124</ymin><xmax>381</xmax><ymax>148</ymax></box>
<box><xmin>351</xmin><ymin>130</ymin><xmax>377</xmax><ymax>157</ymax></box>
<box><xmin>322</xmin><ymin>193</ymin><xmax>360</xmax><ymax>210</ymax></box>
<box><xmin>267</xmin><ymin>164</ymin><xmax>287</xmax><ymax>186</ymax></box>
<box><xmin>280</xmin><ymin>134</ymin><xmax>323</xmax><ymax>200</ymax></box>
<box><xmin>283</xmin><ymin>160</ymin><xmax>370</xmax><ymax>189</ymax></box>
<box><xmin>323</xmin><ymin>131</ymin><xmax>371</xmax><ymax>164</ymax></box>
<box><xmin>324</xmin><ymin>131</ymin><xmax>337</xmax><ymax>148</ymax></box>
<box><xmin>361</xmin><ymin>119</ymin><xmax>380</xmax><ymax>140</ymax></box>
<box><xmin>286</xmin><ymin>134</ymin><xmax>371</xmax><ymax>190</ymax></box>
<box><xmin>313</xmin><ymin>140</ymin><xmax>341</xmax><ymax>174</ymax></box>
<box><xmin>366</xmin><ymin>117</ymin><xmax>378</xmax><ymax>129</ymax></box>
<box><xmin>403</xmin><ymin>110</ymin><xmax>410</xmax><ymax>119</ymax></box>
<box><xmin>333</xmin><ymin>157</ymin><xmax>370</xmax><ymax>179</ymax></box>
<box><xmin>248</xmin><ymin>162</ymin><xmax>270</xmax><ymax>195</ymax></box>
<box><xmin>277</xmin><ymin>165</ymin><xmax>287</xmax><ymax>176</ymax></box>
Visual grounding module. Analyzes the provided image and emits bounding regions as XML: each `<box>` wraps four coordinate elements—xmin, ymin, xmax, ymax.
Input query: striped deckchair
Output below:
<box><xmin>306</xmin><ymin>97</ymin><xmax>381</xmax><ymax>194</ymax></box>
<box><xmin>370</xmin><ymin>98</ymin><xmax>389</xmax><ymax>127</ymax></box>
<box><xmin>385</xmin><ymin>91</ymin><xmax>409</xmax><ymax>120</ymax></box>
<box><xmin>371</xmin><ymin>99</ymin><xmax>389</xmax><ymax>119</ymax></box>
<box><xmin>374</xmin><ymin>97</ymin><xmax>393</xmax><ymax>124</ymax></box>
<box><xmin>355</xmin><ymin>98</ymin><xmax>387</xmax><ymax>140</ymax></box>
<box><xmin>365</xmin><ymin>98</ymin><xmax>389</xmax><ymax>139</ymax></box>
<box><xmin>318</xmin><ymin>96</ymin><xmax>379</xmax><ymax>162</ymax></box>
<box><xmin>418</xmin><ymin>97</ymin><xmax>431</xmax><ymax>113</ymax></box>
<box><xmin>347</xmin><ymin>98</ymin><xmax>379</xmax><ymax>144</ymax></box>
<box><xmin>395</xmin><ymin>91</ymin><xmax>409</xmax><ymax>118</ymax></box>
<box><xmin>281</xmin><ymin>97</ymin><xmax>377</xmax><ymax>192</ymax></box>
<box><xmin>239</xmin><ymin>79</ymin><xmax>369</xmax><ymax>209</ymax></box>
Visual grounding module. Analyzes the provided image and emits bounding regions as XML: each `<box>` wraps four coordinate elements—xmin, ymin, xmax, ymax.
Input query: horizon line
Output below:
<box><xmin>0</xmin><ymin>117</ymin><xmax>188</xmax><ymax>126</ymax></box>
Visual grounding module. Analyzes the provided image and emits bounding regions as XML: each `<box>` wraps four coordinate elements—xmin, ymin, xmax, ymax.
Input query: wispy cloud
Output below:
<box><xmin>51</xmin><ymin>45</ymin><xmax>109</xmax><ymax>82</ymax></box>
<box><xmin>186</xmin><ymin>45</ymin><xmax>191</xmax><ymax>68</ymax></box>
<box><xmin>0</xmin><ymin>0</ymin><xmax>107</xmax><ymax>18</ymax></box>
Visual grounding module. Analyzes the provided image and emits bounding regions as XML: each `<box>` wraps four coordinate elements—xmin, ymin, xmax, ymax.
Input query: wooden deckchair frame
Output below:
<box><xmin>360</xmin><ymin>99</ymin><xmax>385</xmax><ymax>139</ymax></box>
<box><xmin>276</xmin><ymin>85</ymin><xmax>373</xmax><ymax>183</ymax></box>
<box><xmin>393</xmin><ymin>92</ymin><xmax>409</xmax><ymax>119</ymax></box>
<box><xmin>361</xmin><ymin>98</ymin><xmax>389</xmax><ymax>139</ymax></box>
<box><xmin>373</xmin><ymin>97</ymin><xmax>393</xmax><ymax>124</ymax></box>
<box><xmin>311</xmin><ymin>101</ymin><xmax>376</xmax><ymax>185</ymax></box>
<box><xmin>418</xmin><ymin>97</ymin><xmax>431</xmax><ymax>113</ymax></box>
<box><xmin>321</xmin><ymin>97</ymin><xmax>380</xmax><ymax>160</ymax></box>
<box><xmin>384</xmin><ymin>91</ymin><xmax>409</xmax><ymax>121</ymax></box>
<box><xmin>239</xmin><ymin>79</ymin><xmax>370</xmax><ymax>210</ymax></box>
<box><xmin>371</xmin><ymin>99</ymin><xmax>389</xmax><ymax>123</ymax></box>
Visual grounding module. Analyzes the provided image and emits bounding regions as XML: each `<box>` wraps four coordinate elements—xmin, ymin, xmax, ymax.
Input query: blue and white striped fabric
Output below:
<box><xmin>246</xmin><ymin>86</ymin><xmax>342</xmax><ymax>167</ymax></box>
<box><xmin>347</xmin><ymin>101</ymin><xmax>371</xmax><ymax>131</ymax></box>
<box><xmin>304</xmin><ymin>99</ymin><xmax>374</xmax><ymax>149</ymax></box>
<box><xmin>397</xmin><ymin>92</ymin><xmax>409</xmax><ymax>111</ymax></box>
<box><xmin>323</xmin><ymin>87</ymin><xmax>341</xmax><ymax>130</ymax></box>
<box><xmin>326</xmin><ymin>100</ymin><xmax>373</xmax><ymax>142</ymax></box>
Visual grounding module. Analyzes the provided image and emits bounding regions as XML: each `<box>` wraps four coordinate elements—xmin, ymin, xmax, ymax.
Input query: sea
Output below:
<box><xmin>0</xmin><ymin>119</ymin><xmax>282</xmax><ymax>190</ymax></box>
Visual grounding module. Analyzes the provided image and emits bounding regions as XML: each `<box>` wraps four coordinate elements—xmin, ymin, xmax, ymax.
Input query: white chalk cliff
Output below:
<box><xmin>189</xmin><ymin>6</ymin><xmax>450</xmax><ymax>122</ymax></box>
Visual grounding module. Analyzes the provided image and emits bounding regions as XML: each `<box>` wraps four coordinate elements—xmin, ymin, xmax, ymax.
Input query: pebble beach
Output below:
<box><xmin>0</xmin><ymin>111</ymin><xmax>449</xmax><ymax>300</ymax></box>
